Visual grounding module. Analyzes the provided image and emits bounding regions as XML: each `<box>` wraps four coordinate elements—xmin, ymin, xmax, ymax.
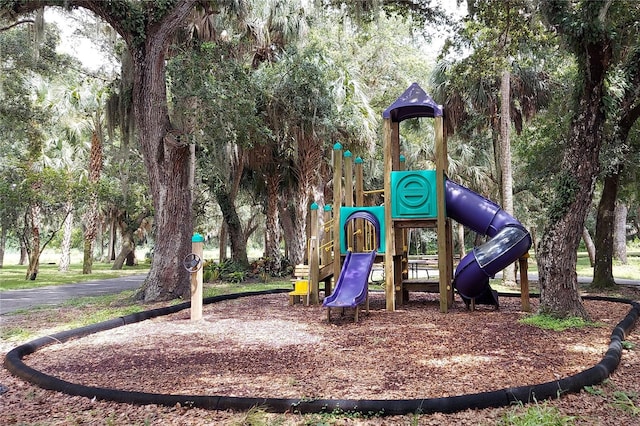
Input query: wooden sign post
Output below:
<box><xmin>190</xmin><ymin>233</ymin><xmax>205</xmax><ymax>321</ymax></box>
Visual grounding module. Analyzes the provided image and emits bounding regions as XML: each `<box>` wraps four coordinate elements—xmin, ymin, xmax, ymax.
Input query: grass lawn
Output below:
<box><xmin>0</xmin><ymin>262</ymin><xmax>150</xmax><ymax>292</ymax></box>
<box><xmin>525</xmin><ymin>251</ymin><xmax>640</xmax><ymax>280</ymax></box>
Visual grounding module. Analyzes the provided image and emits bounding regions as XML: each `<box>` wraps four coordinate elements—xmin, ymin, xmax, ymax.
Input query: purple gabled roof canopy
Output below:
<box><xmin>382</xmin><ymin>82</ymin><xmax>443</xmax><ymax>121</ymax></box>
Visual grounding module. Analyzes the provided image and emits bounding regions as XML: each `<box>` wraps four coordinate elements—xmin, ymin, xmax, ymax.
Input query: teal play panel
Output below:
<box><xmin>391</xmin><ymin>170</ymin><xmax>437</xmax><ymax>219</ymax></box>
<box><xmin>340</xmin><ymin>206</ymin><xmax>385</xmax><ymax>254</ymax></box>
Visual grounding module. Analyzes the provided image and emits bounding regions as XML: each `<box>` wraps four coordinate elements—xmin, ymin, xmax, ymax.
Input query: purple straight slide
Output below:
<box><xmin>445</xmin><ymin>180</ymin><xmax>532</xmax><ymax>300</ymax></box>
<box><xmin>323</xmin><ymin>250</ymin><xmax>377</xmax><ymax>309</ymax></box>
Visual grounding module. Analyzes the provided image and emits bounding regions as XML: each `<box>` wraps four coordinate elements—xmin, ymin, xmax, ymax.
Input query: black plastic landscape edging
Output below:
<box><xmin>4</xmin><ymin>289</ymin><xmax>639</xmax><ymax>416</ymax></box>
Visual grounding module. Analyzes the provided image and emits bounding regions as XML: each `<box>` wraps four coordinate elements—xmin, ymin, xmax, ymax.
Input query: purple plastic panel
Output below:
<box><xmin>382</xmin><ymin>82</ymin><xmax>443</xmax><ymax>121</ymax></box>
<box><xmin>486</xmin><ymin>209</ymin><xmax>522</xmax><ymax>238</ymax></box>
<box><xmin>446</xmin><ymin>179</ymin><xmax>532</xmax><ymax>299</ymax></box>
<box><xmin>445</xmin><ymin>180</ymin><xmax>501</xmax><ymax>236</ymax></box>
<box><xmin>454</xmin><ymin>252</ymin><xmax>490</xmax><ymax>299</ymax></box>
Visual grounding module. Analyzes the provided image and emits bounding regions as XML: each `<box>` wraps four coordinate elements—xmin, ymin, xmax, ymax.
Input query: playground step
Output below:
<box><xmin>402</xmin><ymin>281</ymin><xmax>440</xmax><ymax>293</ymax></box>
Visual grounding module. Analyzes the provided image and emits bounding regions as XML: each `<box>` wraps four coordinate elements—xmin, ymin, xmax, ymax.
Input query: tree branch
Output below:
<box><xmin>0</xmin><ymin>19</ymin><xmax>34</xmax><ymax>31</ymax></box>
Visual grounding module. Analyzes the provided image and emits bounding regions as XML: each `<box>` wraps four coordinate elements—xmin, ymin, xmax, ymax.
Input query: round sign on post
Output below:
<box><xmin>190</xmin><ymin>233</ymin><xmax>205</xmax><ymax>321</ymax></box>
<box><xmin>183</xmin><ymin>253</ymin><xmax>202</xmax><ymax>272</ymax></box>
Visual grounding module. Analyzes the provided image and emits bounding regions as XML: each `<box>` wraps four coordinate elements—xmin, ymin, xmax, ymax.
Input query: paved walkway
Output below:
<box><xmin>0</xmin><ymin>274</ymin><xmax>147</xmax><ymax>315</ymax></box>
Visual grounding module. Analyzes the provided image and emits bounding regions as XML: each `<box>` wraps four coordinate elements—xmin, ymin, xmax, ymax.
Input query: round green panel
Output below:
<box><xmin>397</xmin><ymin>174</ymin><xmax>431</xmax><ymax>208</ymax></box>
<box><xmin>391</xmin><ymin>170</ymin><xmax>437</xmax><ymax>218</ymax></box>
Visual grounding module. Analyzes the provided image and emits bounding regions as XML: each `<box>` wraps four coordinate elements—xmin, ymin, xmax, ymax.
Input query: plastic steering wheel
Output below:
<box><xmin>182</xmin><ymin>253</ymin><xmax>202</xmax><ymax>272</ymax></box>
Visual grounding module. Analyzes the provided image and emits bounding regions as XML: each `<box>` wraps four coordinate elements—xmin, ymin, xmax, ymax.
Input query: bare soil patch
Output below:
<box><xmin>2</xmin><ymin>286</ymin><xmax>639</xmax><ymax>425</ymax></box>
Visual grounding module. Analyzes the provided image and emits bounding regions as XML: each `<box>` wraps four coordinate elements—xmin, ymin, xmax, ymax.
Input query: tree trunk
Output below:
<box><xmin>109</xmin><ymin>212</ymin><xmax>117</xmax><ymax>261</ymax></box>
<box><xmin>19</xmin><ymin>244</ymin><xmax>27</xmax><ymax>265</ymax></box>
<box><xmin>126</xmin><ymin>249</ymin><xmax>136</xmax><ymax>266</ymax></box>
<box><xmin>132</xmin><ymin>10</ymin><xmax>195</xmax><ymax>302</ymax></box>
<box><xmin>113</xmin><ymin>233</ymin><xmax>135</xmax><ymax>270</ymax></box>
<box><xmin>286</xmin><ymin>133</ymin><xmax>322</xmax><ymax>266</ymax></box>
<box><xmin>592</xmin><ymin>172</ymin><xmax>619</xmax><ymax>288</ymax></box>
<box><xmin>614</xmin><ymin>202</ymin><xmax>628</xmax><ymax>263</ymax></box>
<box><xmin>538</xmin><ymin>53</ymin><xmax>611</xmax><ymax>319</ymax></box>
<box><xmin>264</xmin><ymin>173</ymin><xmax>282</xmax><ymax>273</ymax></box>
<box><xmin>5</xmin><ymin>0</ymin><xmax>203</xmax><ymax>301</ymax></box>
<box><xmin>83</xmin><ymin>130</ymin><xmax>103</xmax><ymax>274</ymax></box>
<box><xmin>0</xmin><ymin>225</ymin><xmax>6</xmax><ymax>268</ymax></box>
<box><xmin>214</xmin><ymin>189</ymin><xmax>248</xmax><ymax>267</ymax></box>
<box><xmin>218</xmin><ymin>222</ymin><xmax>228</xmax><ymax>262</ymax></box>
<box><xmin>25</xmin><ymin>203</ymin><xmax>41</xmax><ymax>280</ymax></box>
<box><xmin>97</xmin><ymin>219</ymin><xmax>104</xmax><ymax>261</ymax></box>
<box><xmin>26</xmin><ymin>249</ymin><xmax>41</xmax><ymax>281</ymax></box>
<box><xmin>112</xmin><ymin>212</ymin><xmax>147</xmax><ymax>270</ymax></box>
<box><xmin>82</xmin><ymin>238</ymin><xmax>94</xmax><ymax>274</ymax></box>
<box><xmin>582</xmin><ymin>227</ymin><xmax>595</xmax><ymax>267</ymax></box>
<box><xmin>499</xmin><ymin>70</ymin><xmax>516</xmax><ymax>286</ymax></box>
<box><xmin>210</xmin><ymin>145</ymin><xmax>246</xmax><ymax>265</ymax></box>
<box><xmin>59</xmin><ymin>200</ymin><xmax>74</xmax><ymax>272</ymax></box>
<box><xmin>288</xmin><ymin>203</ymin><xmax>307</xmax><ymax>266</ymax></box>
<box><xmin>279</xmin><ymin>198</ymin><xmax>295</xmax><ymax>263</ymax></box>
<box><xmin>536</xmin><ymin>1</ymin><xmax>619</xmax><ymax>320</ymax></box>
<box><xmin>82</xmin><ymin>191</ymin><xmax>98</xmax><ymax>274</ymax></box>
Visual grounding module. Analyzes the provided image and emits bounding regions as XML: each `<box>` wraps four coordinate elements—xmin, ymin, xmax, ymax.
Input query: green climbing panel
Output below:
<box><xmin>391</xmin><ymin>170</ymin><xmax>437</xmax><ymax>219</ymax></box>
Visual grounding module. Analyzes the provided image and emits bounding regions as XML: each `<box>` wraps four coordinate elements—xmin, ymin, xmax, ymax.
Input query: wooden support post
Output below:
<box><xmin>445</xmin><ymin>218</ymin><xmax>455</xmax><ymax>305</ymax></box>
<box><xmin>383</xmin><ymin>119</ymin><xmax>395</xmax><ymax>311</ymax></box>
<box><xmin>344</xmin><ymin>150</ymin><xmax>353</xmax><ymax>251</ymax></box>
<box><xmin>190</xmin><ymin>233</ymin><xmax>204</xmax><ymax>321</ymax></box>
<box><xmin>355</xmin><ymin>157</ymin><xmax>364</xmax><ymax>252</ymax></box>
<box><xmin>344</xmin><ymin>150</ymin><xmax>353</xmax><ymax>207</ymax></box>
<box><xmin>333</xmin><ymin>142</ymin><xmax>343</xmax><ymax>286</ymax></box>
<box><xmin>309</xmin><ymin>203</ymin><xmax>320</xmax><ymax>304</ymax></box>
<box><xmin>519</xmin><ymin>252</ymin><xmax>531</xmax><ymax>312</ymax></box>
<box><xmin>322</xmin><ymin>205</ymin><xmax>332</xmax><ymax>266</ymax></box>
<box><xmin>434</xmin><ymin>115</ymin><xmax>451</xmax><ymax>313</ymax></box>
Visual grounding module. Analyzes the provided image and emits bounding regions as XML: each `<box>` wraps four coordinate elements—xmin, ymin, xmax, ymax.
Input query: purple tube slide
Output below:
<box><xmin>445</xmin><ymin>180</ymin><xmax>532</xmax><ymax>299</ymax></box>
<box><xmin>323</xmin><ymin>251</ymin><xmax>377</xmax><ymax>309</ymax></box>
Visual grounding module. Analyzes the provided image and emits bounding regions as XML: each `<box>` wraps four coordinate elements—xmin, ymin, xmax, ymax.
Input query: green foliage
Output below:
<box><xmin>518</xmin><ymin>313</ymin><xmax>601</xmax><ymax>331</ymax></box>
<box><xmin>254</xmin><ymin>42</ymin><xmax>337</xmax><ymax>146</ymax></box>
<box><xmin>299</xmin><ymin>407</ymin><xmax>384</xmax><ymax>424</ymax></box>
<box><xmin>583</xmin><ymin>380</ymin><xmax>640</xmax><ymax>417</ymax></box>
<box><xmin>229</xmin><ymin>405</ymin><xmax>281</xmax><ymax>426</ymax></box>
<box><xmin>322</xmin><ymin>0</ymin><xmax>448</xmax><ymax>29</ymax></box>
<box><xmin>226</xmin><ymin>270</ymin><xmax>246</xmax><ymax>284</ymax></box>
<box><xmin>0</xmin><ymin>17</ymin><xmax>71</xmax><ymax>76</ymax></box>
<box><xmin>611</xmin><ymin>390</ymin><xmax>640</xmax><ymax>416</ymax></box>
<box><xmin>0</xmin><ymin>326</ymin><xmax>32</xmax><ymax>342</ymax></box>
<box><xmin>97</xmin><ymin>0</ymin><xmax>147</xmax><ymax>48</ymax></box>
<box><xmin>168</xmin><ymin>39</ymin><xmax>265</xmax><ymax>153</ymax></box>
<box><xmin>546</xmin><ymin>172</ymin><xmax>580</xmax><ymax>224</ymax></box>
<box><xmin>499</xmin><ymin>400</ymin><xmax>575</xmax><ymax>425</ymax></box>
<box><xmin>583</xmin><ymin>385</ymin><xmax>605</xmax><ymax>396</ymax></box>
<box><xmin>202</xmin><ymin>259</ymin><xmax>248</xmax><ymax>283</ymax></box>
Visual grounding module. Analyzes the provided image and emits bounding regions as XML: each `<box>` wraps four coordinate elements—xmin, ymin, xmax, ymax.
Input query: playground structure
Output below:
<box><xmin>306</xmin><ymin>83</ymin><xmax>532</xmax><ymax>315</ymax></box>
